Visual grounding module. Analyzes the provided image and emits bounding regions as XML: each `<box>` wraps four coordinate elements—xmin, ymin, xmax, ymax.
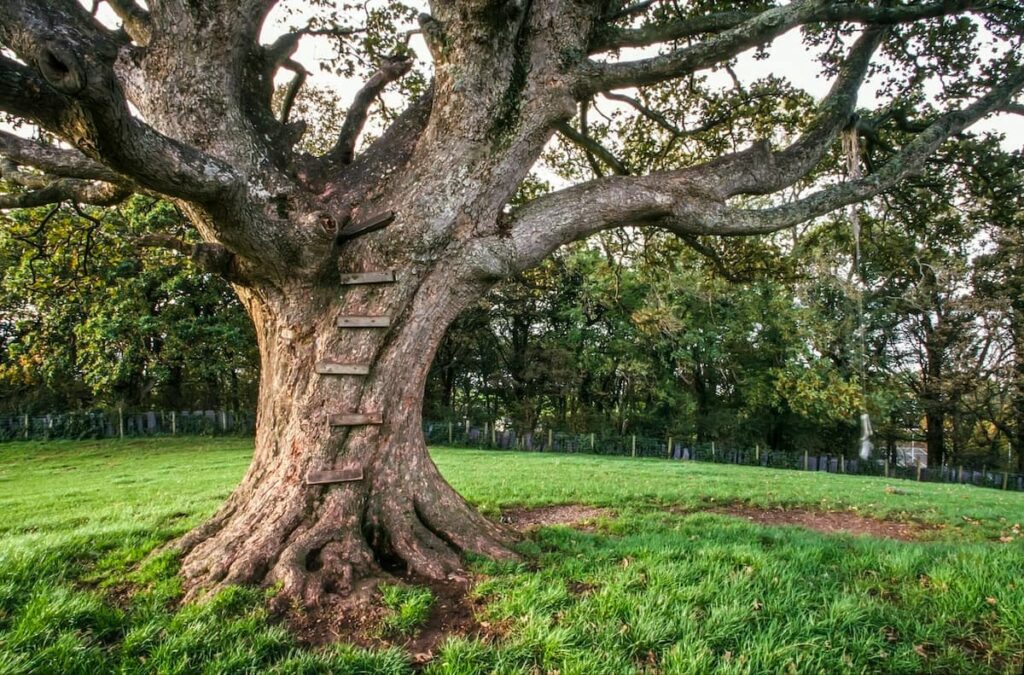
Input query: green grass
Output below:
<box><xmin>0</xmin><ymin>438</ymin><xmax>1022</xmax><ymax>673</ymax></box>
<box><xmin>378</xmin><ymin>585</ymin><xmax>435</xmax><ymax>638</ymax></box>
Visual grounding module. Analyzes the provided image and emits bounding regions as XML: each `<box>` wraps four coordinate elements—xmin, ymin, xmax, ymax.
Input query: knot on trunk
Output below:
<box><xmin>36</xmin><ymin>44</ymin><xmax>86</xmax><ymax>95</ymax></box>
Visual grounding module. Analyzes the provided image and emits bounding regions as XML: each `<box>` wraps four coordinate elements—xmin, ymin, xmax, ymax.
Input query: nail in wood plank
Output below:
<box><xmin>337</xmin><ymin>316</ymin><xmax>390</xmax><ymax>328</ymax></box>
<box><xmin>316</xmin><ymin>362</ymin><xmax>371</xmax><ymax>375</ymax></box>
<box><xmin>328</xmin><ymin>412</ymin><xmax>383</xmax><ymax>426</ymax></box>
<box><xmin>339</xmin><ymin>270</ymin><xmax>397</xmax><ymax>285</ymax></box>
<box><xmin>306</xmin><ymin>468</ymin><xmax>364</xmax><ymax>485</ymax></box>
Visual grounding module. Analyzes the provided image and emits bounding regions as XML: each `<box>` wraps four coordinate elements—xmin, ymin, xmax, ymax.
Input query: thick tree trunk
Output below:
<box><xmin>176</xmin><ymin>252</ymin><xmax>517</xmax><ymax>606</ymax></box>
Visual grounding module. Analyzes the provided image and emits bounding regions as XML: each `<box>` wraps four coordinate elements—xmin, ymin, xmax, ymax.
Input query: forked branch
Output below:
<box><xmin>496</xmin><ymin>61</ymin><xmax>1024</xmax><ymax>275</ymax></box>
<box><xmin>0</xmin><ymin>1</ymin><xmax>239</xmax><ymax>205</ymax></box>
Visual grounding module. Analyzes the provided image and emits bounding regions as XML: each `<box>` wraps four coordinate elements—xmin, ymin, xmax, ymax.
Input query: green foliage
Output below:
<box><xmin>0</xmin><ymin>198</ymin><xmax>257</xmax><ymax>414</ymax></box>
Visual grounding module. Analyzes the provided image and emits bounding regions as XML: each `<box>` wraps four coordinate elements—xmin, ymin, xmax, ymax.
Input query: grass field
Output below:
<box><xmin>1</xmin><ymin>438</ymin><xmax>1022</xmax><ymax>673</ymax></box>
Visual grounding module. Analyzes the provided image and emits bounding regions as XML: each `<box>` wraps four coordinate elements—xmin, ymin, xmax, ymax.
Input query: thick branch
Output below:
<box><xmin>0</xmin><ymin>131</ymin><xmax>125</xmax><ymax>183</ymax></box>
<box><xmin>137</xmin><ymin>233</ymin><xmax>249</xmax><ymax>284</ymax></box>
<box><xmin>0</xmin><ymin>1</ymin><xmax>240</xmax><ymax>204</ymax></box>
<box><xmin>582</xmin><ymin>0</ymin><xmax>993</xmax><ymax>94</ymax></box>
<box><xmin>0</xmin><ymin>174</ymin><xmax>131</xmax><ymax>208</ymax></box>
<box><xmin>719</xmin><ymin>28</ymin><xmax>885</xmax><ymax>197</ymax></box>
<box><xmin>325</xmin><ymin>57</ymin><xmax>413</xmax><ymax>165</ymax></box>
<box><xmin>592</xmin><ymin>10</ymin><xmax>753</xmax><ymax>51</ymax></box>
<box><xmin>493</xmin><ymin>64</ymin><xmax>1024</xmax><ymax>275</ymax></box>
<box><xmin>0</xmin><ymin>55</ymin><xmax>72</xmax><ymax>130</ymax></box>
<box><xmin>104</xmin><ymin>0</ymin><xmax>151</xmax><ymax>44</ymax></box>
<box><xmin>689</xmin><ymin>74</ymin><xmax>1024</xmax><ymax>235</ymax></box>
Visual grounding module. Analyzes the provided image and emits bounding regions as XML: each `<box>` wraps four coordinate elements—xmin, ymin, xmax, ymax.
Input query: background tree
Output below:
<box><xmin>1</xmin><ymin>0</ymin><xmax>1022</xmax><ymax>608</ymax></box>
<box><xmin>0</xmin><ymin>198</ymin><xmax>258</xmax><ymax>413</ymax></box>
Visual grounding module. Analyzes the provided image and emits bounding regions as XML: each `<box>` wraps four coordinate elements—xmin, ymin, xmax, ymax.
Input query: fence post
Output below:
<box><xmin>667</xmin><ymin>436</ymin><xmax>673</xmax><ymax>459</ymax></box>
<box><xmin>118</xmin><ymin>407</ymin><xmax>124</xmax><ymax>440</ymax></box>
<box><xmin>448</xmin><ymin>421</ymin><xmax>453</xmax><ymax>445</ymax></box>
<box><xmin>548</xmin><ymin>428</ymin><xmax>553</xmax><ymax>451</ymax></box>
<box><xmin>492</xmin><ymin>422</ymin><xmax>497</xmax><ymax>447</ymax></box>
<box><xmin>803</xmin><ymin>450</ymin><xmax>808</xmax><ymax>471</ymax></box>
<box><xmin>755</xmin><ymin>444</ymin><xmax>760</xmax><ymax>465</ymax></box>
<box><xmin>840</xmin><ymin>455</ymin><xmax>845</xmax><ymax>473</ymax></box>
<box><xmin>464</xmin><ymin>419</ymin><xmax>470</xmax><ymax>440</ymax></box>
<box><xmin>221</xmin><ymin>410</ymin><xmax>227</xmax><ymax>433</ymax></box>
<box><xmin>884</xmin><ymin>458</ymin><xmax>889</xmax><ymax>478</ymax></box>
<box><xmin>171</xmin><ymin>411</ymin><xmax>177</xmax><ymax>435</ymax></box>
<box><xmin>23</xmin><ymin>413</ymin><xmax>29</xmax><ymax>439</ymax></box>
<box><xmin>958</xmin><ymin>465</ymin><xmax>963</xmax><ymax>484</ymax></box>
<box><xmin>712</xmin><ymin>441</ymin><xmax>716</xmax><ymax>461</ymax></box>
<box><xmin>1004</xmin><ymin>470</ymin><xmax>1010</xmax><ymax>490</ymax></box>
<box><xmin>590</xmin><ymin>433</ymin><xmax>595</xmax><ymax>451</ymax></box>
<box><xmin>916</xmin><ymin>460</ymin><xmax>922</xmax><ymax>482</ymax></box>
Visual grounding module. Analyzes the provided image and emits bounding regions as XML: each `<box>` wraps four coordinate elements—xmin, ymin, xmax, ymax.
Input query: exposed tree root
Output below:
<box><xmin>176</xmin><ymin>477</ymin><xmax>519</xmax><ymax>610</ymax></box>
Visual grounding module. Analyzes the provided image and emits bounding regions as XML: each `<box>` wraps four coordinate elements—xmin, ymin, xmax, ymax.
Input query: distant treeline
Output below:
<box><xmin>3</xmin><ymin>136</ymin><xmax>1024</xmax><ymax>472</ymax></box>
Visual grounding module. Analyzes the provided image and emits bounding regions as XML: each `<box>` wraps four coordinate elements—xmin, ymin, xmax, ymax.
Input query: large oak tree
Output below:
<box><xmin>1</xmin><ymin>0</ymin><xmax>1021</xmax><ymax>606</ymax></box>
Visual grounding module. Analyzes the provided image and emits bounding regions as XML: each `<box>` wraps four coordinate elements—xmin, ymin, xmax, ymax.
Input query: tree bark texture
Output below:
<box><xmin>177</xmin><ymin>262</ymin><xmax>517</xmax><ymax>604</ymax></box>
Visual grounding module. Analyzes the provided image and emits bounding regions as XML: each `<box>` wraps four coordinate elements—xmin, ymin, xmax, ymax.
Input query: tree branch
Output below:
<box><xmin>0</xmin><ymin>0</ymin><xmax>240</xmax><ymax>204</ymax></box>
<box><xmin>681</xmin><ymin>67</ymin><xmax>1024</xmax><ymax>236</ymax></box>
<box><xmin>278</xmin><ymin>60</ymin><xmax>307</xmax><ymax>124</ymax></box>
<box><xmin>325</xmin><ymin>56</ymin><xmax>413</xmax><ymax>165</ymax></box>
<box><xmin>0</xmin><ymin>131</ymin><xmax>125</xmax><ymax>183</ymax></box>
<box><xmin>581</xmin><ymin>0</ymin><xmax>994</xmax><ymax>94</ymax></box>
<box><xmin>104</xmin><ymin>0</ymin><xmax>151</xmax><ymax>44</ymax></box>
<box><xmin>718</xmin><ymin>27</ymin><xmax>885</xmax><ymax>197</ymax></box>
<box><xmin>137</xmin><ymin>233</ymin><xmax>250</xmax><ymax>285</ymax></box>
<box><xmin>592</xmin><ymin>10</ymin><xmax>754</xmax><ymax>52</ymax></box>
<box><xmin>555</xmin><ymin>120</ymin><xmax>629</xmax><ymax>176</ymax></box>
<box><xmin>490</xmin><ymin>63</ymin><xmax>1024</xmax><ymax>276</ymax></box>
<box><xmin>0</xmin><ymin>173</ymin><xmax>131</xmax><ymax>208</ymax></box>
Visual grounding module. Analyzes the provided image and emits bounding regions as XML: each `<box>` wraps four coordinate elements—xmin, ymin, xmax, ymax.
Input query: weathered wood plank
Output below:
<box><xmin>339</xmin><ymin>270</ymin><xmax>397</xmax><ymax>285</ymax></box>
<box><xmin>338</xmin><ymin>211</ymin><xmax>395</xmax><ymax>241</ymax></box>
<box><xmin>306</xmin><ymin>468</ymin><xmax>364</xmax><ymax>485</ymax></box>
<box><xmin>315</xmin><ymin>362</ymin><xmax>372</xmax><ymax>375</ymax></box>
<box><xmin>328</xmin><ymin>412</ymin><xmax>383</xmax><ymax>426</ymax></box>
<box><xmin>337</xmin><ymin>316</ymin><xmax>391</xmax><ymax>328</ymax></box>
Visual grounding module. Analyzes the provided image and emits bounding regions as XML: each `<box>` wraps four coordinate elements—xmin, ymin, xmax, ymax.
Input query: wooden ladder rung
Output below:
<box><xmin>306</xmin><ymin>468</ymin><xmax>364</xmax><ymax>485</ymax></box>
<box><xmin>339</xmin><ymin>270</ymin><xmax>397</xmax><ymax>285</ymax></box>
<box><xmin>328</xmin><ymin>412</ymin><xmax>383</xmax><ymax>426</ymax></box>
<box><xmin>337</xmin><ymin>316</ymin><xmax>390</xmax><ymax>328</ymax></box>
<box><xmin>338</xmin><ymin>211</ymin><xmax>395</xmax><ymax>241</ymax></box>
<box><xmin>315</xmin><ymin>362</ymin><xmax>371</xmax><ymax>375</ymax></box>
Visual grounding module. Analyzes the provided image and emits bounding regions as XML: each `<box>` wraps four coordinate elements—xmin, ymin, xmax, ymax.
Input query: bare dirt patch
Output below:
<box><xmin>712</xmin><ymin>505</ymin><xmax>934</xmax><ymax>541</ymax></box>
<box><xmin>500</xmin><ymin>504</ymin><xmax>614</xmax><ymax>532</ymax></box>
<box><xmin>286</xmin><ymin>575</ymin><xmax>486</xmax><ymax>666</ymax></box>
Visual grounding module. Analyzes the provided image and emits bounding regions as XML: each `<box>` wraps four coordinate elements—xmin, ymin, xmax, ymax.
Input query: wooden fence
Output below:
<box><xmin>423</xmin><ymin>420</ymin><xmax>1024</xmax><ymax>493</ymax></box>
<box><xmin>2</xmin><ymin>411</ymin><xmax>1021</xmax><ymax>492</ymax></box>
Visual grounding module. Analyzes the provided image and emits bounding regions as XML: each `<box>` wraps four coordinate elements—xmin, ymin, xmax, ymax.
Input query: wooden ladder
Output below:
<box><xmin>309</xmin><ymin>259</ymin><xmax>397</xmax><ymax>486</ymax></box>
